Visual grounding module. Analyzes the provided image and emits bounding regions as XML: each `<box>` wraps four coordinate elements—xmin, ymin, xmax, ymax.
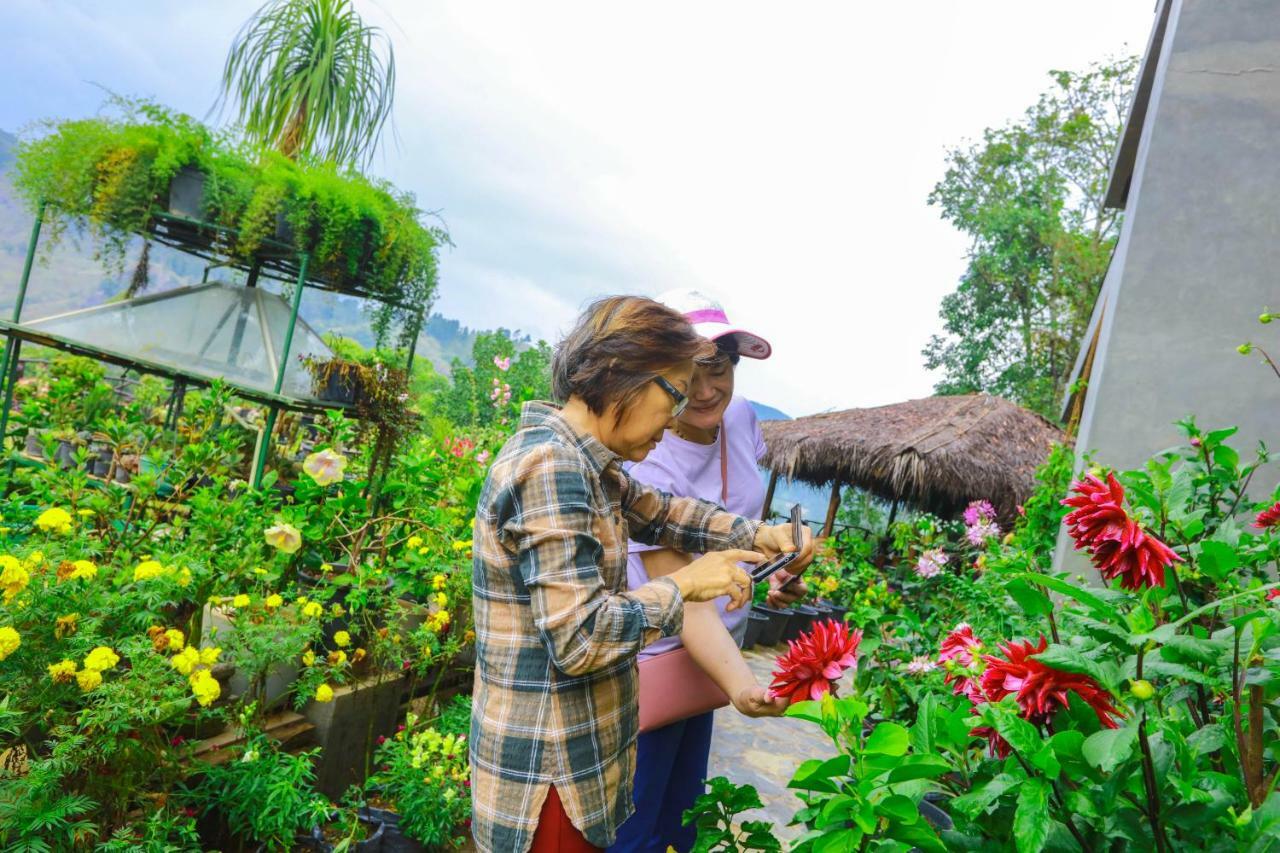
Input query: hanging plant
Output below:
<box><xmin>12</xmin><ymin>98</ymin><xmax>443</xmax><ymax>346</ymax></box>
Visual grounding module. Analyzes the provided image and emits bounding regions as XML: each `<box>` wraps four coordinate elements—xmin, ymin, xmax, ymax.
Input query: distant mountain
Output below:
<box><xmin>750</xmin><ymin>401</ymin><xmax>790</xmax><ymax>422</ymax></box>
<box><xmin>0</xmin><ymin>129</ymin><xmax>492</xmax><ymax>375</ymax></box>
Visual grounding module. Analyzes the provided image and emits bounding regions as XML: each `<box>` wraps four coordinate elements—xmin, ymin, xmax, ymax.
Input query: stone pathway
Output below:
<box><xmin>705</xmin><ymin>644</ymin><xmax>846</xmax><ymax>846</ymax></box>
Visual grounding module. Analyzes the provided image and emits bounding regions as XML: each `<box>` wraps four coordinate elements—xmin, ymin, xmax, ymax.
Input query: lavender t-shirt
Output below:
<box><xmin>625</xmin><ymin>396</ymin><xmax>767</xmax><ymax>661</ymax></box>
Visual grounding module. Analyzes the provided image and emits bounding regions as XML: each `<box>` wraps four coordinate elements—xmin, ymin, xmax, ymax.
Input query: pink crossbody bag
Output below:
<box><xmin>636</xmin><ymin>426</ymin><xmax>732</xmax><ymax>733</ymax></box>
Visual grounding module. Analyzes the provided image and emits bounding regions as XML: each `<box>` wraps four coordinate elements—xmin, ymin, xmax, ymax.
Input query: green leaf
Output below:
<box><xmin>1187</xmin><ymin>723</ymin><xmax>1227</xmax><ymax>757</ymax></box>
<box><xmin>910</xmin><ymin>692</ymin><xmax>937</xmax><ymax>755</ymax></box>
<box><xmin>1197</xmin><ymin>540</ymin><xmax>1240</xmax><ymax>582</ymax></box>
<box><xmin>1031</xmin><ymin>644</ymin><xmax>1120</xmax><ymax>692</ymax></box>
<box><xmin>864</xmin><ymin>722</ymin><xmax>910</xmax><ymax>756</ymax></box>
<box><xmin>885</xmin><ymin>816</ymin><xmax>947</xmax><ymax>852</ymax></box>
<box><xmin>785</xmin><ymin>700</ymin><xmax>824</xmax><ymax>724</ymax></box>
<box><xmin>1048</xmin><ymin>730</ymin><xmax>1086</xmax><ymax>763</ymax></box>
<box><xmin>1018</xmin><ymin>572</ymin><xmax>1120</xmax><ymax>622</ymax></box>
<box><xmin>1082</xmin><ymin>725</ymin><xmax>1138</xmax><ymax>773</ymax></box>
<box><xmin>876</xmin><ymin>794</ymin><xmax>919</xmax><ymax>825</ymax></box>
<box><xmin>886</xmin><ymin>755</ymin><xmax>952</xmax><ymax>784</ymax></box>
<box><xmin>1006</xmin><ymin>578</ymin><xmax>1054</xmax><ymax>617</ymax></box>
<box><xmin>789</xmin><ymin>754</ymin><xmax>851</xmax><ymax>792</ymax></box>
<box><xmin>1013</xmin><ymin>777</ymin><xmax>1051</xmax><ymax>853</ymax></box>
<box><xmin>951</xmin><ymin>773</ymin><xmax>1020</xmax><ymax>818</ymax></box>
<box><xmin>1161</xmin><ymin>635</ymin><xmax>1225</xmax><ymax>666</ymax></box>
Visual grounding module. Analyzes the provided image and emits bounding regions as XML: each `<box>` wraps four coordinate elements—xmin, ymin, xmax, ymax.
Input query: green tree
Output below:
<box><xmin>440</xmin><ymin>331</ymin><xmax>553</xmax><ymax>429</ymax></box>
<box><xmin>216</xmin><ymin>0</ymin><xmax>396</xmax><ymax>166</ymax></box>
<box><xmin>924</xmin><ymin>56</ymin><xmax>1138</xmax><ymax>418</ymax></box>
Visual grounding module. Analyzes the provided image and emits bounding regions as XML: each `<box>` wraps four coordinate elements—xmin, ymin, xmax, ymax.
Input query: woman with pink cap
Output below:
<box><xmin>609</xmin><ymin>290</ymin><xmax>813</xmax><ymax>853</ymax></box>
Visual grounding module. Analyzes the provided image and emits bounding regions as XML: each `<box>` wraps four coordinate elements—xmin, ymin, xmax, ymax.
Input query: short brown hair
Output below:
<box><xmin>552</xmin><ymin>296</ymin><xmax>712</xmax><ymax>418</ymax></box>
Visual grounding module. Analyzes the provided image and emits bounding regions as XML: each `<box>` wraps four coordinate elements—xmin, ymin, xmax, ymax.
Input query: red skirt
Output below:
<box><xmin>530</xmin><ymin>786</ymin><xmax>601</xmax><ymax>853</ymax></box>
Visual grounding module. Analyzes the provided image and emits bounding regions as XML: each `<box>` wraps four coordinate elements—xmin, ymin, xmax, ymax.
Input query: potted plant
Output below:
<box><xmin>303</xmin><ymin>356</ymin><xmax>369</xmax><ymax>406</ymax></box>
<box><xmin>742</xmin><ymin>610</ymin><xmax>768</xmax><ymax>651</ymax></box>
<box><xmin>168</xmin><ymin>163</ymin><xmax>206</xmax><ymax>219</ymax></box>
<box><xmin>300</xmin><ymin>796</ymin><xmax>387</xmax><ymax>852</ymax></box>
<box><xmin>366</xmin><ymin>711</ymin><xmax>471</xmax><ymax>851</ymax></box>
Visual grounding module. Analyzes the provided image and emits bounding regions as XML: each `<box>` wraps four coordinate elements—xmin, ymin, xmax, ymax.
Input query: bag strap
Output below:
<box><xmin>719</xmin><ymin>422</ymin><xmax>729</xmax><ymax>506</ymax></box>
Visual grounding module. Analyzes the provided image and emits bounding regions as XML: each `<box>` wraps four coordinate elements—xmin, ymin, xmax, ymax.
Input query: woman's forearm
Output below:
<box><xmin>680</xmin><ymin>601</ymin><xmax>759</xmax><ymax>700</ymax></box>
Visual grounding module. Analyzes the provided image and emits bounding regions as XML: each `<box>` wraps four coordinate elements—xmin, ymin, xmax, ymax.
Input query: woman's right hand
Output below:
<box><xmin>670</xmin><ymin>549</ymin><xmax>762</xmax><ymax>610</ymax></box>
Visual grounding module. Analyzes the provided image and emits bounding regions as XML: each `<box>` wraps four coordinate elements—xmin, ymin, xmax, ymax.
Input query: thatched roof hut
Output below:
<box><xmin>760</xmin><ymin>395</ymin><xmax>1066</xmax><ymax>532</ymax></box>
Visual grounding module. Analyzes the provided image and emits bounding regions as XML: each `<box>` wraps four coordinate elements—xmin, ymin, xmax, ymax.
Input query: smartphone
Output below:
<box><xmin>750</xmin><ymin>504</ymin><xmax>804</xmax><ymax>584</ymax></box>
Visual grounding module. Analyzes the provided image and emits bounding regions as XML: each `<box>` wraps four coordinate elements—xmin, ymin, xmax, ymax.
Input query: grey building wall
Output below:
<box><xmin>1055</xmin><ymin>0</ymin><xmax>1280</xmax><ymax>576</ymax></box>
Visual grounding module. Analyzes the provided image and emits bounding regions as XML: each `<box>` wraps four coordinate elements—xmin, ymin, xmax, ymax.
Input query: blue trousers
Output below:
<box><xmin>608</xmin><ymin>711</ymin><xmax>715</xmax><ymax>853</ymax></box>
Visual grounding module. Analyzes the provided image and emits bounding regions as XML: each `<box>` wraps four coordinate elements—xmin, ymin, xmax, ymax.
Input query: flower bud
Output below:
<box><xmin>1238</xmin><ymin>343</ymin><xmax>1254</xmax><ymax>355</ymax></box>
<box><xmin>1129</xmin><ymin>679</ymin><xmax>1154</xmax><ymax>700</ymax></box>
<box><xmin>1260</xmin><ymin>313</ymin><xmax>1273</xmax><ymax>325</ymax></box>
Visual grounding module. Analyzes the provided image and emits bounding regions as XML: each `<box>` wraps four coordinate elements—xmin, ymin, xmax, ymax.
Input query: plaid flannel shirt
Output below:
<box><xmin>469</xmin><ymin>402</ymin><xmax>760</xmax><ymax>851</ymax></box>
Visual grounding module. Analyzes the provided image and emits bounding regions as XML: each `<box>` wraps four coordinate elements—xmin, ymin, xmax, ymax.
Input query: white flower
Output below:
<box><xmin>302</xmin><ymin>448</ymin><xmax>347</xmax><ymax>487</ymax></box>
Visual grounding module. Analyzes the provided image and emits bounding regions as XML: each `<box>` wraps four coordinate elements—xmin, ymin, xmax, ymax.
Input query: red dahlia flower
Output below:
<box><xmin>1267</xmin><ymin>588</ymin><xmax>1280</xmax><ymax>602</ymax></box>
<box><xmin>1061</xmin><ymin>473</ymin><xmax>1130</xmax><ymax>549</ymax></box>
<box><xmin>1089</xmin><ymin>519</ymin><xmax>1181</xmax><ymax>590</ymax></box>
<box><xmin>769</xmin><ymin>619</ymin><xmax>862</xmax><ymax>704</ymax></box>
<box><xmin>980</xmin><ymin>637</ymin><xmax>1121</xmax><ymax>729</ymax></box>
<box><xmin>1254</xmin><ymin>500</ymin><xmax>1280</xmax><ymax>530</ymax></box>
<box><xmin>938</xmin><ymin>623</ymin><xmax>986</xmax><ymax>702</ymax></box>
<box><xmin>1062</xmin><ymin>472</ymin><xmax>1181</xmax><ymax>590</ymax></box>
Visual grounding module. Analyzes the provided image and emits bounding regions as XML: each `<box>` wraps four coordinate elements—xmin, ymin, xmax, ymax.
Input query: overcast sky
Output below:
<box><xmin>0</xmin><ymin>1</ymin><xmax>1158</xmax><ymax>416</ymax></box>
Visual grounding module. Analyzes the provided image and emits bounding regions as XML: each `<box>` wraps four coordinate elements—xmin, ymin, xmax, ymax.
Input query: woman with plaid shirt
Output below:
<box><xmin>470</xmin><ymin>297</ymin><xmax>810</xmax><ymax>852</ymax></box>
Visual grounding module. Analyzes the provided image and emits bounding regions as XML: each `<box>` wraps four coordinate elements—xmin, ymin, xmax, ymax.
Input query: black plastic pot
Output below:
<box><xmin>299</xmin><ymin>811</ymin><xmax>386</xmax><ymax>851</ymax></box>
<box><xmin>360</xmin><ymin>805</ymin><xmax>424</xmax><ymax>853</ymax></box>
<box><xmin>54</xmin><ymin>439</ymin><xmax>76</xmax><ymax>470</ymax></box>
<box><xmin>742</xmin><ymin>611</ymin><xmax>768</xmax><ymax>651</ymax></box>
<box><xmin>754</xmin><ymin>605</ymin><xmax>790</xmax><ymax>647</ymax></box>
<box><xmin>23</xmin><ymin>431</ymin><xmax>42</xmax><ymax>458</ymax></box>
<box><xmin>782</xmin><ymin>605</ymin><xmax>821</xmax><ymax>643</ymax></box>
<box><xmin>312</xmin><ymin>362</ymin><xmax>367</xmax><ymax>405</ymax></box>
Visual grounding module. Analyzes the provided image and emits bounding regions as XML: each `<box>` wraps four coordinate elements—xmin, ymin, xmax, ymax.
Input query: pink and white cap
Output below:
<box><xmin>654</xmin><ymin>288</ymin><xmax>772</xmax><ymax>360</ymax></box>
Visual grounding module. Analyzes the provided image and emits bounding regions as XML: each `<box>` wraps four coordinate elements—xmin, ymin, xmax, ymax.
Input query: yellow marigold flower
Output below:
<box><xmin>315</xmin><ymin>683</ymin><xmax>334</xmax><ymax>703</ymax></box>
<box><xmin>263</xmin><ymin>522</ymin><xmax>302</xmax><ymax>554</ymax></box>
<box><xmin>451</xmin><ymin>540</ymin><xmax>472</xmax><ymax>552</ymax></box>
<box><xmin>351</xmin><ymin>648</ymin><xmax>367</xmax><ymax>664</ymax></box>
<box><xmin>432</xmin><ymin>574</ymin><xmax>448</xmax><ymax>591</ymax></box>
<box><xmin>133</xmin><ymin>560</ymin><xmax>166</xmax><ymax>582</ymax></box>
<box><xmin>328</xmin><ymin>650</ymin><xmax>348</xmax><ymax>666</ymax></box>
<box><xmin>171</xmin><ymin>647</ymin><xmax>200</xmax><ymax>675</ymax></box>
<box><xmin>35</xmin><ymin>507</ymin><xmax>73</xmax><ymax>535</ymax></box>
<box><xmin>0</xmin><ymin>627</ymin><xmax>20</xmax><ymax>660</ymax></box>
<box><xmin>302</xmin><ymin>649</ymin><xmax>316</xmax><ymax>666</ymax></box>
<box><xmin>417</xmin><ymin>547</ymin><xmax>429</xmax><ymax>556</ymax></box>
<box><xmin>232</xmin><ymin>594</ymin><xmax>251</xmax><ymax>608</ymax></box>
<box><xmin>296</xmin><ymin>595</ymin><xmax>309</xmax><ymax>605</ymax></box>
<box><xmin>265</xmin><ymin>593</ymin><xmax>284</xmax><ymax>609</ymax></box>
<box><xmin>67</xmin><ymin>560</ymin><xmax>98</xmax><ymax>581</ymax></box>
<box><xmin>55</xmin><ymin>613</ymin><xmax>79</xmax><ymax>639</ymax></box>
<box><xmin>303</xmin><ymin>601</ymin><xmax>324</xmax><ymax>618</ymax></box>
<box><xmin>83</xmin><ymin>646</ymin><xmax>120</xmax><ymax>672</ymax></box>
<box><xmin>433</xmin><ymin>592</ymin><xmax>449</xmax><ymax>608</ymax></box>
<box><xmin>76</xmin><ymin>668</ymin><xmax>103</xmax><ymax>692</ymax></box>
<box><xmin>464</xmin><ymin>629</ymin><xmax>476</xmax><ymax>643</ymax></box>
<box><xmin>164</xmin><ymin>629</ymin><xmax>185</xmax><ymax>651</ymax></box>
<box><xmin>199</xmin><ymin>646</ymin><xmax>221</xmax><ymax>666</ymax></box>
<box><xmin>407</xmin><ymin>536</ymin><xmax>424</xmax><ymax>549</ymax></box>
<box><xmin>24</xmin><ymin>551</ymin><xmax>43</xmax><ymax>567</ymax></box>
<box><xmin>189</xmin><ymin>669</ymin><xmax>221</xmax><ymax>707</ymax></box>
<box><xmin>303</xmin><ymin>448</ymin><xmax>348</xmax><ymax>487</ymax></box>
<box><xmin>333</xmin><ymin>630</ymin><xmax>351</xmax><ymax>648</ymax></box>
<box><xmin>0</xmin><ymin>556</ymin><xmax>30</xmax><ymax>603</ymax></box>
<box><xmin>176</xmin><ymin>567</ymin><xmax>192</xmax><ymax>587</ymax></box>
<box><xmin>48</xmin><ymin>659</ymin><xmax>77</xmax><ymax>683</ymax></box>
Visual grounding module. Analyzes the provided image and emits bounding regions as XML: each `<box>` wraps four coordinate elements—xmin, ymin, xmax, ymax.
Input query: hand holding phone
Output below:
<box><xmin>750</xmin><ymin>504</ymin><xmax>804</xmax><ymax>584</ymax></box>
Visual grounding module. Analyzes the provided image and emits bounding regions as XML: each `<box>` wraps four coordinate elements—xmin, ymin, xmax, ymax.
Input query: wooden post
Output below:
<box><xmin>821</xmin><ymin>481</ymin><xmax>842</xmax><ymax>539</ymax></box>
<box><xmin>760</xmin><ymin>470</ymin><xmax>778</xmax><ymax>520</ymax></box>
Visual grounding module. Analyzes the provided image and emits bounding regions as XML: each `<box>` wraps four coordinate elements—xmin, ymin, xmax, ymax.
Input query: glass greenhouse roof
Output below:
<box><xmin>21</xmin><ymin>283</ymin><xmax>332</xmax><ymax>400</ymax></box>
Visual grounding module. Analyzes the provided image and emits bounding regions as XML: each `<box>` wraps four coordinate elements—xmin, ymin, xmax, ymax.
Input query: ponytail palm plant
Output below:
<box><xmin>217</xmin><ymin>0</ymin><xmax>396</xmax><ymax>167</ymax></box>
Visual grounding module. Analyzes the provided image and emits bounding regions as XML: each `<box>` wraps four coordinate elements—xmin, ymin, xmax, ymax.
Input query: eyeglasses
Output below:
<box><xmin>652</xmin><ymin>375</ymin><xmax>689</xmax><ymax>418</ymax></box>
